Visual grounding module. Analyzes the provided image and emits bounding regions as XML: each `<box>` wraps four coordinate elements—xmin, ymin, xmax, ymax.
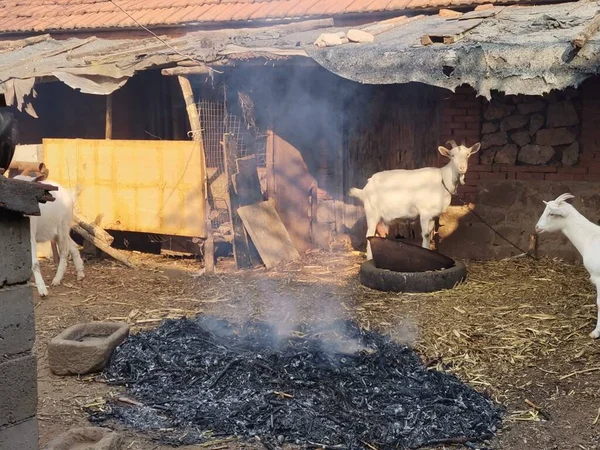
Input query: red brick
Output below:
<box><xmin>469</xmin><ymin>164</ymin><xmax>492</xmax><ymax>172</ymax></box>
<box><xmin>467</xmin><ymin>108</ymin><xmax>482</xmax><ymax>117</ymax></box>
<box><xmin>500</xmin><ymin>166</ymin><xmax>518</xmax><ymax>172</ymax></box>
<box><xmin>458</xmin><ymin>185</ymin><xmax>478</xmax><ymax>193</ymax></box>
<box><xmin>453</xmin><ymin>101</ymin><xmax>480</xmax><ymax>109</ymax></box>
<box><xmin>580</xmin><ymin>153</ymin><xmax>594</xmax><ymax>162</ymax></box>
<box><xmin>516</xmin><ymin>172</ymin><xmax>544</xmax><ymax>180</ymax></box>
<box><xmin>491</xmin><ymin>164</ymin><xmax>503</xmax><ymax>172</ymax></box>
<box><xmin>453</xmin><ymin>115</ymin><xmax>480</xmax><ymax>124</ymax></box>
<box><xmin>575</xmin><ymin>174</ymin><xmax>600</xmax><ymax>181</ymax></box>
<box><xmin>466</xmin><ymin>123</ymin><xmax>480</xmax><ymax>130</ymax></box>
<box><xmin>560</xmin><ymin>167</ymin><xmax>588</xmax><ymax>174</ymax></box>
<box><xmin>545</xmin><ymin>173</ymin><xmax>576</xmax><ymax>181</ymax></box>
<box><xmin>506</xmin><ymin>172</ymin><xmax>517</xmax><ymax>179</ymax></box>
<box><xmin>486</xmin><ymin>172</ymin><xmax>508</xmax><ymax>180</ymax></box>
<box><xmin>464</xmin><ymin>172</ymin><xmax>479</xmax><ymax>180</ymax></box>
<box><xmin>449</xmin><ymin>123</ymin><xmax>466</xmax><ymax>130</ymax></box>
<box><xmin>511</xmin><ymin>165</ymin><xmax>558</xmax><ymax>173</ymax></box>
<box><xmin>443</xmin><ymin>108</ymin><xmax>467</xmax><ymax>116</ymax></box>
<box><xmin>588</xmin><ymin>161</ymin><xmax>600</xmax><ymax>173</ymax></box>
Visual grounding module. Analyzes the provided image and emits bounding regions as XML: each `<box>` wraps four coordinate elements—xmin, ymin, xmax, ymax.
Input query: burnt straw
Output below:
<box><xmin>88</xmin><ymin>316</ymin><xmax>504</xmax><ymax>449</ymax></box>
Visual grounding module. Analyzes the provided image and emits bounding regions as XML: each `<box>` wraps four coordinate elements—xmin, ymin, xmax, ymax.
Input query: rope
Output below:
<box><xmin>441</xmin><ymin>179</ymin><xmax>535</xmax><ymax>258</ymax></box>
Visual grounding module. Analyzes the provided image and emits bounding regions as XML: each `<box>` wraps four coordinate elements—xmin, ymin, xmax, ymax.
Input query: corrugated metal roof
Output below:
<box><xmin>0</xmin><ymin>0</ymin><xmax>573</xmax><ymax>34</ymax></box>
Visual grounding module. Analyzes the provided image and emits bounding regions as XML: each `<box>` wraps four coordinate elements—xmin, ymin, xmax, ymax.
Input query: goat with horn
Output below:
<box><xmin>349</xmin><ymin>140</ymin><xmax>480</xmax><ymax>259</ymax></box>
<box><xmin>536</xmin><ymin>193</ymin><xmax>600</xmax><ymax>338</ymax></box>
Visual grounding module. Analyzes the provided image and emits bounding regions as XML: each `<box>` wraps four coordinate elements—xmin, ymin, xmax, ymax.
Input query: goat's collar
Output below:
<box><xmin>441</xmin><ymin>173</ymin><xmax>459</xmax><ymax>195</ymax></box>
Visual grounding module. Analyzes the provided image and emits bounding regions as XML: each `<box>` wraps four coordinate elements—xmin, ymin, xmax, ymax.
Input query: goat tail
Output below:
<box><xmin>348</xmin><ymin>187</ymin><xmax>364</xmax><ymax>201</ymax></box>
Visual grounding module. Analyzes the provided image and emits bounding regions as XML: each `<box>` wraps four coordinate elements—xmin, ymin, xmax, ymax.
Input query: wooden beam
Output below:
<box><xmin>74</xmin><ymin>212</ymin><xmax>114</xmax><ymax>245</ymax></box>
<box><xmin>572</xmin><ymin>13</ymin><xmax>600</xmax><ymax>49</ymax></box>
<box><xmin>105</xmin><ymin>94</ymin><xmax>113</xmax><ymax>140</ymax></box>
<box><xmin>176</xmin><ymin>75</ymin><xmax>214</xmax><ymax>274</ymax></box>
<box><xmin>72</xmin><ymin>224</ymin><xmax>136</xmax><ymax>268</ymax></box>
<box><xmin>162</xmin><ymin>65</ymin><xmax>212</xmax><ymax>77</ymax></box>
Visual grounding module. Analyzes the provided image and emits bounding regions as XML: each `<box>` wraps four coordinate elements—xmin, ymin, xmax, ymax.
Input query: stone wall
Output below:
<box><xmin>439</xmin><ymin>180</ymin><xmax>600</xmax><ymax>261</ymax></box>
<box><xmin>0</xmin><ymin>210</ymin><xmax>38</xmax><ymax>450</ymax></box>
<box><xmin>480</xmin><ymin>91</ymin><xmax>581</xmax><ymax>168</ymax></box>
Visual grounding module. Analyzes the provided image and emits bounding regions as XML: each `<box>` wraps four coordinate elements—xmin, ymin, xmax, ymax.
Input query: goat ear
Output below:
<box><xmin>438</xmin><ymin>146</ymin><xmax>451</xmax><ymax>158</ymax></box>
<box><xmin>469</xmin><ymin>143</ymin><xmax>481</xmax><ymax>155</ymax></box>
<box><xmin>34</xmin><ymin>175</ymin><xmax>45</xmax><ymax>182</ymax></box>
<box><xmin>543</xmin><ymin>200</ymin><xmax>548</xmax><ymax>205</ymax></box>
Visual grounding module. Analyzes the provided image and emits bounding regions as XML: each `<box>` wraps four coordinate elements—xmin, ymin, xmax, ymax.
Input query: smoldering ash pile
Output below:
<box><xmin>88</xmin><ymin>316</ymin><xmax>503</xmax><ymax>449</ymax></box>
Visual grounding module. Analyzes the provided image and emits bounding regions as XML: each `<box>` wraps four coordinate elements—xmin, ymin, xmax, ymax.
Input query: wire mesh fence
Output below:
<box><xmin>198</xmin><ymin>100</ymin><xmax>267</xmax><ymax>229</ymax></box>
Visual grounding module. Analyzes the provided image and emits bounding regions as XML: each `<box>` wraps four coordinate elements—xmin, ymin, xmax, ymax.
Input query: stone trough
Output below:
<box><xmin>48</xmin><ymin>322</ymin><xmax>130</xmax><ymax>376</ymax></box>
<box><xmin>42</xmin><ymin>427</ymin><xmax>122</xmax><ymax>450</ymax></box>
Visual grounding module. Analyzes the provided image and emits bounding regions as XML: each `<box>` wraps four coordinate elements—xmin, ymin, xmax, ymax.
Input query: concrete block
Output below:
<box><xmin>0</xmin><ymin>211</ymin><xmax>31</xmax><ymax>286</ymax></box>
<box><xmin>42</xmin><ymin>427</ymin><xmax>122</xmax><ymax>450</ymax></box>
<box><xmin>48</xmin><ymin>322</ymin><xmax>130</xmax><ymax>376</ymax></box>
<box><xmin>0</xmin><ymin>417</ymin><xmax>38</xmax><ymax>450</ymax></box>
<box><xmin>0</xmin><ymin>355</ymin><xmax>37</xmax><ymax>428</ymax></box>
<box><xmin>0</xmin><ymin>284</ymin><xmax>35</xmax><ymax>357</ymax></box>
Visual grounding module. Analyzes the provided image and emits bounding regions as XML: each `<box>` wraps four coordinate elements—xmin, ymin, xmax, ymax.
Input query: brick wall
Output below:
<box><xmin>0</xmin><ymin>210</ymin><xmax>38</xmax><ymax>450</ymax></box>
<box><xmin>434</xmin><ymin>79</ymin><xmax>600</xmax><ymax>260</ymax></box>
<box><xmin>437</xmin><ymin>82</ymin><xmax>600</xmax><ymax>201</ymax></box>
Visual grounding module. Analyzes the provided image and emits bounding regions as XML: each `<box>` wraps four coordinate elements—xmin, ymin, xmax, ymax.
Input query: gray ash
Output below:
<box><xmin>88</xmin><ymin>316</ymin><xmax>503</xmax><ymax>449</ymax></box>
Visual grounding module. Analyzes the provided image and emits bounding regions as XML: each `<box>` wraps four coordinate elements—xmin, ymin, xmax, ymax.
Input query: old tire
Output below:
<box><xmin>359</xmin><ymin>259</ymin><xmax>467</xmax><ymax>293</ymax></box>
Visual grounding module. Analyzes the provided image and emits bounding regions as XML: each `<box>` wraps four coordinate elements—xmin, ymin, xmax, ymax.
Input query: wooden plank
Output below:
<box><xmin>362</xmin><ymin>14</ymin><xmax>425</xmax><ymax>36</ymax></box>
<box><xmin>235</xmin><ymin>155</ymin><xmax>263</xmax><ymax>206</ymax></box>
<box><xmin>421</xmin><ymin>18</ymin><xmax>483</xmax><ymax>45</ymax></box>
<box><xmin>453</xmin><ymin>7</ymin><xmax>504</xmax><ymax>20</ymax></box>
<box><xmin>572</xmin><ymin>13</ymin><xmax>600</xmax><ymax>49</ymax></box>
<box><xmin>177</xmin><ymin>75</ymin><xmax>214</xmax><ymax>274</ymax></box>
<box><xmin>238</xmin><ymin>201</ymin><xmax>300</xmax><ymax>269</ymax></box>
<box><xmin>234</xmin><ymin>155</ymin><xmax>262</xmax><ymax>266</ymax></box>
<box><xmin>266</xmin><ymin>130</ymin><xmax>276</xmax><ymax>201</ymax></box>
<box><xmin>222</xmin><ymin>134</ymin><xmax>253</xmax><ymax>269</ymax></box>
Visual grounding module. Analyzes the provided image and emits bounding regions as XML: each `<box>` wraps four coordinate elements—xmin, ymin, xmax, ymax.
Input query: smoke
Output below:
<box><xmin>389</xmin><ymin>317</ymin><xmax>419</xmax><ymax>347</ymax></box>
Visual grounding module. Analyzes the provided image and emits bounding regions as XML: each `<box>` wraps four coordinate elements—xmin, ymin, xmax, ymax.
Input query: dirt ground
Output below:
<box><xmin>35</xmin><ymin>244</ymin><xmax>600</xmax><ymax>450</ymax></box>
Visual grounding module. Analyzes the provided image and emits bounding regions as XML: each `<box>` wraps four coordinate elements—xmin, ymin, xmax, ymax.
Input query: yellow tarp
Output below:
<box><xmin>43</xmin><ymin>138</ymin><xmax>205</xmax><ymax>238</ymax></box>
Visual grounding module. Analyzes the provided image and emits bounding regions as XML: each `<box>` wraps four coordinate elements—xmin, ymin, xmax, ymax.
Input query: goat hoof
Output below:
<box><xmin>77</xmin><ymin>273</ymin><xmax>85</xmax><ymax>281</ymax></box>
<box><xmin>51</xmin><ymin>279</ymin><xmax>61</xmax><ymax>287</ymax></box>
<box><xmin>38</xmin><ymin>287</ymin><xmax>48</xmax><ymax>297</ymax></box>
<box><xmin>590</xmin><ymin>329</ymin><xmax>600</xmax><ymax>339</ymax></box>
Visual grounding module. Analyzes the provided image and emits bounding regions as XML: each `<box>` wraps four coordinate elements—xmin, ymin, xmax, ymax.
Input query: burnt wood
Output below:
<box><xmin>0</xmin><ymin>176</ymin><xmax>56</xmax><ymax>216</ymax></box>
<box><xmin>368</xmin><ymin>236</ymin><xmax>455</xmax><ymax>272</ymax></box>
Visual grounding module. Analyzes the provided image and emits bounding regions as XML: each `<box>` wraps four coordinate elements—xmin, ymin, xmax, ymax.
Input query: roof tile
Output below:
<box><xmin>0</xmin><ymin>0</ymin><xmax>552</xmax><ymax>34</ymax></box>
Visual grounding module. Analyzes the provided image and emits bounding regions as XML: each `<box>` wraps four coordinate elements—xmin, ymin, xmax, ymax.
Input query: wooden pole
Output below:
<box><xmin>105</xmin><ymin>94</ymin><xmax>113</xmax><ymax>139</ymax></box>
<box><xmin>176</xmin><ymin>75</ymin><xmax>215</xmax><ymax>274</ymax></box>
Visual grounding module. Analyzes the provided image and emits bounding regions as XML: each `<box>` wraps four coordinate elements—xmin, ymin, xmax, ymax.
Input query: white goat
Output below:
<box><xmin>12</xmin><ymin>172</ymin><xmax>84</xmax><ymax>297</ymax></box>
<box><xmin>535</xmin><ymin>193</ymin><xmax>600</xmax><ymax>339</ymax></box>
<box><xmin>349</xmin><ymin>141</ymin><xmax>481</xmax><ymax>259</ymax></box>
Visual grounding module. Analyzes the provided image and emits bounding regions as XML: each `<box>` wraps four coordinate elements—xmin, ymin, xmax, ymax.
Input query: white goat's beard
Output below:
<box><xmin>459</xmin><ymin>174</ymin><xmax>465</xmax><ymax>185</ymax></box>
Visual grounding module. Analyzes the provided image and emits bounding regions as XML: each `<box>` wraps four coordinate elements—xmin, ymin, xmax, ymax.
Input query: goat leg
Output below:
<box><xmin>30</xmin><ymin>238</ymin><xmax>48</xmax><ymax>297</ymax></box>
<box><xmin>590</xmin><ymin>281</ymin><xmax>600</xmax><ymax>339</ymax></box>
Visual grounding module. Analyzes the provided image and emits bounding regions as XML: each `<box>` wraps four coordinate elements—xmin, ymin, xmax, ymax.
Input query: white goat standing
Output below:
<box><xmin>535</xmin><ymin>193</ymin><xmax>600</xmax><ymax>339</ymax></box>
<box><xmin>349</xmin><ymin>141</ymin><xmax>480</xmax><ymax>259</ymax></box>
<box><xmin>12</xmin><ymin>172</ymin><xmax>84</xmax><ymax>297</ymax></box>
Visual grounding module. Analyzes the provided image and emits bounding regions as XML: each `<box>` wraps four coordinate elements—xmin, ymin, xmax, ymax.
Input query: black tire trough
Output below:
<box><xmin>359</xmin><ymin>259</ymin><xmax>467</xmax><ymax>293</ymax></box>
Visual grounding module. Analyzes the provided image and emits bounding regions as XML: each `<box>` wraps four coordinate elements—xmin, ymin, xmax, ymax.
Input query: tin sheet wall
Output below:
<box><xmin>43</xmin><ymin>138</ymin><xmax>206</xmax><ymax>238</ymax></box>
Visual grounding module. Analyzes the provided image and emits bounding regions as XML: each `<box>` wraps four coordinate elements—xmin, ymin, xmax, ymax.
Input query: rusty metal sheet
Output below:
<box><xmin>42</xmin><ymin>138</ymin><xmax>206</xmax><ymax>238</ymax></box>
